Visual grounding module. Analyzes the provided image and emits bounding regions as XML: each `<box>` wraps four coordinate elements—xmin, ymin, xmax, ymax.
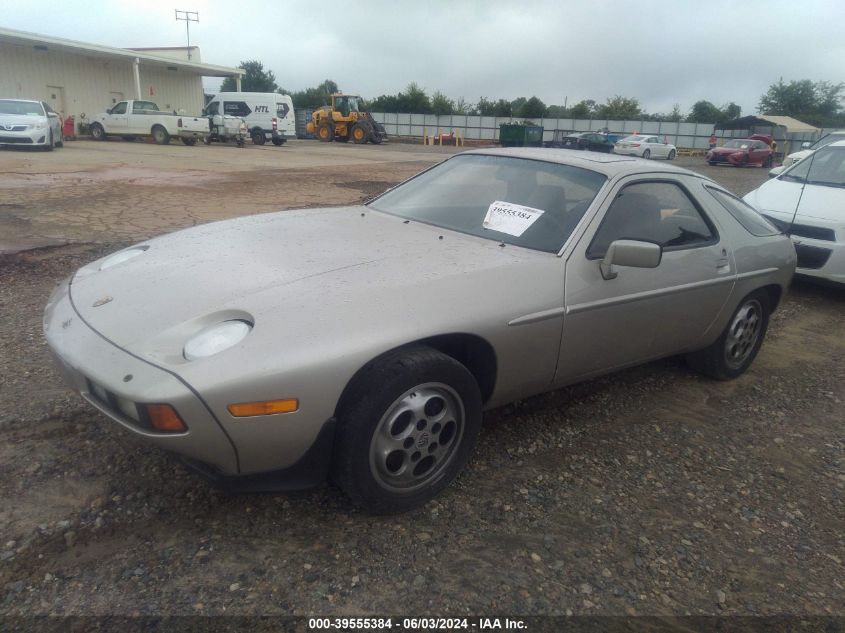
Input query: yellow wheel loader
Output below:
<box><xmin>306</xmin><ymin>94</ymin><xmax>387</xmax><ymax>144</ymax></box>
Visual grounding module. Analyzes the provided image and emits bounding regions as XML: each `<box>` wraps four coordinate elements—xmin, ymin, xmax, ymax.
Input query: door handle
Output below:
<box><xmin>716</xmin><ymin>248</ymin><xmax>730</xmax><ymax>271</ymax></box>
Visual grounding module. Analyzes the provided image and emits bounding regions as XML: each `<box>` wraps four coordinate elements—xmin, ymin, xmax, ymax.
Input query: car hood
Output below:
<box><xmin>786</xmin><ymin>149</ymin><xmax>812</xmax><ymax>162</ymax></box>
<box><xmin>0</xmin><ymin>113</ymin><xmax>45</xmax><ymax>126</ymax></box>
<box><xmin>69</xmin><ymin>206</ymin><xmax>552</xmax><ymax>355</ymax></box>
<box><xmin>709</xmin><ymin>146</ymin><xmax>746</xmax><ymax>156</ymax></box>
<box><xmin>745</xmin><ymin>178</ymin><xmax>844</xmax><ymax>222</ymax></box>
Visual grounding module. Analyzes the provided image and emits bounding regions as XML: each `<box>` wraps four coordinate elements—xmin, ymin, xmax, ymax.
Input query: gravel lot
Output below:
<box><xmin>0</xmin><ymin>142</ymin><xmax>843</xmax><ymax>619</ymax></box>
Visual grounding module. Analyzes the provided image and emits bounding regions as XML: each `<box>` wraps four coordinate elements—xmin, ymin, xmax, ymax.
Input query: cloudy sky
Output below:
<box><xmin>4</xmin><ymin>0</ymin><xmax>844</xmax><ymax>116</ymax></box>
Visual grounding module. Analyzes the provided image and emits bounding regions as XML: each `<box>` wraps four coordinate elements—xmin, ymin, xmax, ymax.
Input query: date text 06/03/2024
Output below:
<box><xmin>308</xmin><ymin>617</ymin><xmax>527</xmax><ymax>630</ymax></box>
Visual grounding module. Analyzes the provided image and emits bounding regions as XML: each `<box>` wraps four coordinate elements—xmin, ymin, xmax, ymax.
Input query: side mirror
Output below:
<box><xmin>801</xmin><ymin>142</ymin><xmax>811</xmax><ymax>149</ymax></box>
<box><xmin>47</xmin><ymin>112</ymin><xmax>58</xmax><ymax>118</ymax></box>
<box><xmin>768</xmin><ymin>166</ymin><xmax>786</xmax><ymax>178</ymax></box>
<box><xmin>600</xmin><ymin>239</ymin><xmax>662</xmax><ymax>280</ymax></box>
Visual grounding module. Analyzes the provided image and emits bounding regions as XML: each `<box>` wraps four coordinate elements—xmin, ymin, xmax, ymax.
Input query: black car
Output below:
<box><xmin>545</xmin><ymin>130</ymin><xmax>614</xmax><ymax>153</ymax></box>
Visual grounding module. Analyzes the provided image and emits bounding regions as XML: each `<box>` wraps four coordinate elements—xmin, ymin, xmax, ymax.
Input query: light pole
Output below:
<box><xmin>175</xmin><ymin>10</ymin><xmax>199</xmax><ymax>60</ymax></box>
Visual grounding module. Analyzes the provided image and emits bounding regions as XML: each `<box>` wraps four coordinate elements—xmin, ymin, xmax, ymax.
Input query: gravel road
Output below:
<box><xmin>0</xmin><ymin>147</ymin><xmax>843</xmax><ymax>619</ymax></box>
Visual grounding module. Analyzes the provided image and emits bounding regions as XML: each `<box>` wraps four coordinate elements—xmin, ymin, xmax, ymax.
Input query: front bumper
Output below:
<box><xmin>43</xmin><ymin>277</ymin><xmax>240</xmax><ymax>475</ymax></box>
<box><xmin>791</xmin><ymin>237</ymin><xmax>845</xmax><ymax>283</ymax></box>
<box><xmin>0</xmin><ymin>127</ymin><xmax>48</xmax><ymax>146</ymax></box>
<box><xmin>758</xmin><ymin>215</ymin><xmax>845</xmax><ymax>283</ymax></box>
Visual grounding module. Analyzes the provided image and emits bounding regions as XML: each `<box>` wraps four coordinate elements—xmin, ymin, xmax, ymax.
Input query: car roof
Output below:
<box><xmin>0</xmin><ymin>98</ymin><xmax>40</xmax><ymax>103</ymax></box>
<box><xmin>462</xmin><ymin>147</ymin><xmax>698</xmax><ymax>178</ymax></box>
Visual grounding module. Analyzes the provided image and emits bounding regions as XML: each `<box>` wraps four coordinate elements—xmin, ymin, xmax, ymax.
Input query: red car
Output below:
<box><xmin>706</xmin><ymin>134</ymin><xmax>773</xmax><ymax>167</ymax></box>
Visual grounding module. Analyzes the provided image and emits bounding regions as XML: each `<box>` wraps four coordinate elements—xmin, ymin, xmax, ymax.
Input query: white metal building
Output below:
<box><xmin>0</xmin><ymin>27</ymin><xmax>243</xmax><ymax>132</ymax></box>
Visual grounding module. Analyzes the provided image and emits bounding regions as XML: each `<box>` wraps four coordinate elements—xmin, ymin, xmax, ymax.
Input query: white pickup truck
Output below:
<box><xmin>89</xmin><ymin>100</ymin><xmax>210</xmax><ymax>145</ymax></box>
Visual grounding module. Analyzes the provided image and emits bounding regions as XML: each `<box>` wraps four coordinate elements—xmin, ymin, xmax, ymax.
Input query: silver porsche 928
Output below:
<box><xmin>44</xmin><ymin>148</ymin><xmax>796</xmax><ymax>512</ymax></box>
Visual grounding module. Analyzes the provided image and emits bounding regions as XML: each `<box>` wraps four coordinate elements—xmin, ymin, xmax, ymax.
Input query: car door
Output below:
<box><xmin>654</xmin><ymin>137</ymin><xmax>670</xmax><ymax>158</ymax></box>
<box><xmin>108</xmin><ymin>101</ymin><xmax>129</xmax><ymax>133</ymax></box>
<box><xmin>556</xmin><ymin>176</ymin><xmax>736</xmax><ymax>384</ymax></box>
<box><xmin>42</xmin><ymin>102</ymin><xmax>61</xmax><ymax>140</ymax></box>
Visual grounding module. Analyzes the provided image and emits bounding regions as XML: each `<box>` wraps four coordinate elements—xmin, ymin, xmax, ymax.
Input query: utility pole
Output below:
<box><xmin>175</xmin><ymin>10</ymin><xmax>199</xmax><ymax>60</ymax></box>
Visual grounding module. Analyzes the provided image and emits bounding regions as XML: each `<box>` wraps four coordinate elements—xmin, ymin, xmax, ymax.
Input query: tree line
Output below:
<box><xmin>220</xmin><ymin>61</ymin><xmax>845</xmax><ymax>127</ymax></box>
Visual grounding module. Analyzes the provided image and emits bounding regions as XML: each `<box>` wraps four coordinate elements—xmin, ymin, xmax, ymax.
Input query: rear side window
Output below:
<box><xmin>706</xmin><ymin>187</ymin><xmax>780</xmax><ymax>236</ymax></box>
<box><xmin>588</xmin><ymin>181</ymin><xmax>717</xmax><ymax>259</ymax></box>
<box><xmin>223</xmin><ymin>101</ymin><xmax>251</xmax><ymax>117</ymax></box>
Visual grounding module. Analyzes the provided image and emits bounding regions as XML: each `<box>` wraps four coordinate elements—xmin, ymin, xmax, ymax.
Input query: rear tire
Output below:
<box><xmin>708</xmin><ymin>161</ymin><xmax>717</xmax><ymax>166</ymax></box>
<box><xmin>331</xmin><ymin>346</ymin><xmax>482</xmax><ymax>513</ymax></box>
<box><xmin>251</xmin><ymin>131</ymin><xmax>266</xmax><ymax>145</ymax></box>
<box><xmin>317</xmin><ymin>122</ymin><xmax>334</xmax><ymax>142</ymax></box>
<box><xmin>686</xmin><ymin>290</ymin><xmax>770</xmax><ymax>380</ymax></box>
<box><xmin>642</xmin><ymin>149</ymin><xmax>651</xmax><ymax>159</ymax></box>
<box><xmin>151</xmin><ymin>125</ymin><xmax>170</xmax><ymax>145</ymax></box>
<box><xmin>272</xmin><ymin>137</ymin><xmax>285</xmax><ymax>146</ymax></box>
<box><xmin>181</xmin><ymin>137</ymin><xmax>197</xmax><ymax>146</ymax></box>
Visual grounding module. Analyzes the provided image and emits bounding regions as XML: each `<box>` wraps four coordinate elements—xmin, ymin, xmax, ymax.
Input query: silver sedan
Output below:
<box><xmin>44</xmin><ymin>148</ymin><xmax>795</xmax><ymax>512</ymax></box>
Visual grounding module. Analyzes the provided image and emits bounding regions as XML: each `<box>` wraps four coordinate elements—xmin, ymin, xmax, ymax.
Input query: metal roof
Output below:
<box><xmin>715</xmin><ymin>115</ymin><xmax>818</xmax><ymax>134</ymax></box>
<box><xmin>0</xmin><ymin>27</ymin><xmax>244</xmax><ymax>78</ymax></box>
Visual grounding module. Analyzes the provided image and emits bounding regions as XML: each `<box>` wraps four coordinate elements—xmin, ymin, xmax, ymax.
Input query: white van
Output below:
<box><xmin>204</xmin><ymin>92</ymin><xmax>295</xmax><ymax>146</ymax></box>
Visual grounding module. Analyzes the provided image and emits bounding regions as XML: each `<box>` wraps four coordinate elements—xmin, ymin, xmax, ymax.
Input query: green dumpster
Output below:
<box><xmin>499</xmin><ymin>124</ymin><xmax>544</xmax><ymax>147</ymax></box>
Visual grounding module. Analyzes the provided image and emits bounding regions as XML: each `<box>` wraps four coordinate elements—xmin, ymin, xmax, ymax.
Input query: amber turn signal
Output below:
<box><xmin>143</xmin><ymin>403</ymin><xmax>187</xmax><ymax>432</ymax></box>
<box><xmin>227</xmin><ymin>399</ymin><xmax>299</xmax><ymax>417</ymax></box>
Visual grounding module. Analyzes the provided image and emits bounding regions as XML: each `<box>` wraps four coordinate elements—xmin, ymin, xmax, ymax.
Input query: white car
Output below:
<box><xmin>769</xmin><ymin>130</ymin><xmax>845</xmax><ymax>176</ymax></box>
<box><xmin>613</xmin><ymin>134</ymin><xmax>676</xmax><ymax>160</ymax></box>
<box><xmin>0</xmin><ymin>99</ymin><xmax>62</xmax><ymax>150</ymax></box>
<box><xmin>744</xmin><ymin>140</ymin><xmax>845</xmax><ymax>284</ymax></box>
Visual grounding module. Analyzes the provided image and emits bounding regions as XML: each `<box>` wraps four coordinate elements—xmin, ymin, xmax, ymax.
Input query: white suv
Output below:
<box><xmin>782</xmin><ymin>130</ymin><xmax>845</xmax><ymax>168</ymax></box>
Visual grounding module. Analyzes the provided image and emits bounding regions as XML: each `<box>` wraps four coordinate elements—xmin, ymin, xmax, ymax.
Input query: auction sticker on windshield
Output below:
<box><xmin>482</xmin><ymin>201</ymin><xmax>544</xmax><ymax>237</ymax></box>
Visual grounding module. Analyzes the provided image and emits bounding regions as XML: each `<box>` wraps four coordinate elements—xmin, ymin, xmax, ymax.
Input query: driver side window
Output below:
<box><xmin>587</xmin><ymin>181</ymin><xmax>717</xmax><ymax>259</ymax></box>
<box><xmin>111</xmin><ymin>102</ymin><xmax>127</xmax><ymax>115</ymax></box>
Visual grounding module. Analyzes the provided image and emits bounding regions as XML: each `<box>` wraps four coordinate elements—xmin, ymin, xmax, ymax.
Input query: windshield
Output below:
<box><xmin>811</xmin><ymin>133</ymin><xmax>845</xmax><ymax>150</ymax></box>
<box><xmin>724</xmin><ymin>139</ymin><xmax>751</xmax><ymax>149</ymax></box>
<box><xmin>367</xmin><ymin>154</ymin><xmax>607</xmax><ymax>253</ymax></box>
<box><xmin>0</xmin><ymin>100</ymin><xmax>45</xmax><ymax>116</ymax></box>
<box><xmin>781</xmin><ymin>145</ymin><xmax>845</xmax><ymax>187</ymax></box>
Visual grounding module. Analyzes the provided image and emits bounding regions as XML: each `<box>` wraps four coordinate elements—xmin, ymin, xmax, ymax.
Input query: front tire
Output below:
<box><xmin>331</xmin><ymin>346</ymin><xmax>482</xmax><ymax>513</ymax></box>
<box><xmin>686</xmin><ymin>290</ymin><xmax>770</xmax><ymax>380</ymax></box>
<box><xmin>90</xmin><ymin>123</ymin><xmax>106</xmax><ymax>141</ymax></box>
<box><xmin>667</xmin><ymin>149</ymin><xmax>676</xmax><ymax>160</ymax></box>
<box><xmin>43</xmin><ymin>131</ymin><xmax>55</xmax><ymax>151</ymax></box>
<box><xmin>351</xmin><ymin>123</ymin><xmax>369</xmax><ymax>144</ymax></box>
<box><xmin>272</xmin><ymin>137</ymin><xmax>285</xmax><ymax>146</ymax></box>
<box><xmin>151</xmin><ymin>125</ymin><xmax>170</xmax><ymax>145</ymax></box>
<box><xmin>181</xmin><ymin>137</ymin><xmax>197</xmax><ymax>146</ymax></box>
